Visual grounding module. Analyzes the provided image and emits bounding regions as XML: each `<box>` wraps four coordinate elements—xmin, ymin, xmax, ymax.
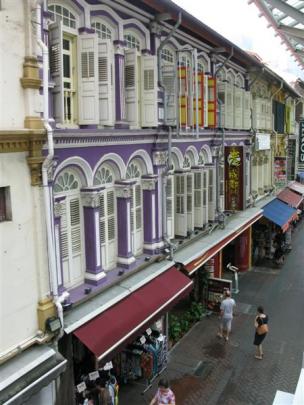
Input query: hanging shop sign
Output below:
<box><xmin>225</xmin><ymin>146</ymin><xmax>244</xmax><ymax>211</ymax></box>
<box><xmin>299</xmin><ymin>120</ymin><xmax>304</xmax><ymax>163</ymax></box>
<box><xmin>255</xmin><ymin>133</ymin><xmax>271</xmax><ymax>151</ymax></box>
<box><xmin>206</xmin><ymin>277</ymin><xmax>232</xmax><ymax>312</ymax></box>
<box><xmin>274</xmin><ymin>157</ymin><xmax>287</xmax><ymax>189</ymax></box>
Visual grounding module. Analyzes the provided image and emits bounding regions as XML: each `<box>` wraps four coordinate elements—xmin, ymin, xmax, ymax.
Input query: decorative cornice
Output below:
<box><xmin>142</xmin><ymin>176</ymin><xmax>157</xmax><ymax>191</ymax></box>
<box><xmin>0</xmin><ymin>129</ymin><xmax>46</xmax><ymax>186</ymax></box>
<box><xmin>116</xmin><ymin>184</ymin><xmax>132</xmax><ymax>199</ymax></box>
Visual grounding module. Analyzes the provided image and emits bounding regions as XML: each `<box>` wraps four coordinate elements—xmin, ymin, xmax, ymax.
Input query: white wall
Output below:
<box><xmin>0</xmin><ymin>153</ymin><xmax>49</xmax><ymax>355</ymax></box>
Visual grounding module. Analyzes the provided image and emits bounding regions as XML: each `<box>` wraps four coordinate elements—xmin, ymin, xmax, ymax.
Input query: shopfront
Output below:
<box><xmin>60</xmin><ymin>262</ymin><xmax>193</xmax><ymax>404</ymax></box>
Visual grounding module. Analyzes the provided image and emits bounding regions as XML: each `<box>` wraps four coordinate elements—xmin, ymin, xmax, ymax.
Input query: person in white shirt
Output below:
<box><xmin>217</xmin><ymin>290</ymin><xmax>236</xmax><ymax>341</ymax></box>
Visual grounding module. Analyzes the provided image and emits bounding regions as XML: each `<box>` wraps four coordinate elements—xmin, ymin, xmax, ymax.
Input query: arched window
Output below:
<box><xmin>92</xmin><ymin>21</ymin><xmax>112</xmax><ymax>40</ymax></box>
<box><xmin>161</xmin><ymin>48</ymin><xmax>174</xmax><ymax>63</ymax></box>
<box><xmin>126</xmin><ymin>161</ymin><xmax>143</xmax><ymax>256</ymax></box>
<box><xmin>94</xmin><ymin>164</ymin><xmax>117</xmax><ymax>270</ymax></box>
<box><xmin>124</xmin><ymin>33</ymin><xmax>141</xmax><ymax>50</ymax></box>
<box><xmin>54</xmin><ymin>169</ymin><xmax>84</xmax><ymax>288</ymax></box>
<box><xmin>48</xmin><ymin>4</ymin><xmax>76</xmax><ymax>29</ymax></box>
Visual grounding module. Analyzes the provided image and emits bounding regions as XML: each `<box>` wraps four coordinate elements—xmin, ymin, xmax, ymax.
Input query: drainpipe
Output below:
<box><xmin>156</xmin><ymin>13</ymin><xmax>181</xmax><ymax>260</ymax></box>
<box><xmin>216</xmin><ymin>97</ymin><xmax>225</xmax><ymax>227</ymax></box>
<box><xmin>36</xmin><ymin>3</ymin><xmax>63</xmax><ymax>333</ymax></box>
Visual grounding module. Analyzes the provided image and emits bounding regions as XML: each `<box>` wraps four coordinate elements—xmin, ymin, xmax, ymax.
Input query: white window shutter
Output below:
<box><xmin>77</xmin><ymin>33</ymin><xmax>99</xmax><ymax>125</ymax></box>
<box><xmin>234</xmin><ymin>87</ymin><xmax>243</xmax><ymax>129</ymax></box>
<box><xmin>265</xmin><ymin>100</ymin><xmax>272</xmax><ymax>130</ymax></box>
<box><xmin>194</xmin><ymin>171</ymin><xmax>203</xmax><ymax>227</ymax></box>
<box><xmin>130</xmin><ymin>184</ymin><xmax>143</xmax><ymax>255</ymax></box>
<box><xmin>186</xmin><ymin>173</ymin><xmax>194</xmax><ymax>233</ymax></box>
<box><xmin>49</xmin><ymin>22</ymin><xmax>64</xmax><ymax>123</ymax></box>
<box><xmin>98</xmin><ymin>39</ymin><xmax>114</xmax><ymax>126</ymax></box>
<box><xmin>217</xmin><ymin>81</ymin><xmax>226</xmax><ymax>128</ymax></box>
<box><xmin>166</xmin><ymin>176</ymin><xmax>174</xmax><ymax>239</ymax></box>
<box><xmin>162</xmin><ymin>64</ymin><xmax>177</xmax><ymax>125</ymax></box>
<box><xmin>204</xmin><ymin>74</ymin><xmax>209</xmax><ymax>127</ymax></box>
<box><xmin>175</xmin><ymin>173</ymin><xmax>187</xmax><ymax>237</ymax></box>
<box><xmin>243</xmin><ymin>91</ymin><xmax>251</xmax><ymax>130</ymax></box>
<box><xmin>208</xmin><ymin>167</ymin><xmax>216</xmax><ymax>221</ymax></box>
<box><xmin>226</xmin><ymin>83</ymin><xmax>234</xmax><ymax>128</ymax></box>
<box><xmin>219</xmin><ymin>166</ymin><xmax>225</xmax><ymax>212</ymax></box>
<box><xmin>125</xmin><ymin>49</ymin><xmax>139</xmax><ymax>128</ymax></box>
<box><xmin>202</xmin><ymin>168</ymin><xmax>209</xmax><ymax>225</ymax></box>
<box><xmin>99</xmin><ymin>190</ymin><xmax>117</xmax><ymax>271</ymax></box>
<box><xmin>141</xmin><ymin>54</ymin><xmax>158</xmax><ymax>127</ymax></box>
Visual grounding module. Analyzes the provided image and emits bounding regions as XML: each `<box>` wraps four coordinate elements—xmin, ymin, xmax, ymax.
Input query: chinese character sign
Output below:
<box><xmin>225</xmin><ymin>146</ymin><xmax>244</xmax><ymax>211</ymax></box>
<box><xmin>299</xmin><ymin>120</ymin><xmax>304</xmax><ymax>163</ymax></box>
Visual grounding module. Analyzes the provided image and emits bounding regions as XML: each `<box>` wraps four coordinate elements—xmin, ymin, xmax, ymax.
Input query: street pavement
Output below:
<box><xmin>119</xmin><ymin>221</ymin><xmax>304</xmax><ymax>404</ymax></box>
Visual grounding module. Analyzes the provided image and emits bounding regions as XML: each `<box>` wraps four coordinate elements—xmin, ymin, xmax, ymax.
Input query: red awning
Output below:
<box><xmin>185</xmin><ymin>212</ymin><xmax>262</xmax><ymax>275</ymax></box>
<box><xmin>277</xmin><ymin>188</ymin><xmax>303</xmax><ymax>208</ymax></box>
<box><xmin>73</xmin><ymin>267</ymin><xmax>193</xmax><ymax>360</ymax></box>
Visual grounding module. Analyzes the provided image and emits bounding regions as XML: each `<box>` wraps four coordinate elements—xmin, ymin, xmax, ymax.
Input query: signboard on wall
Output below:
<box><xmin>274</xmin><ymin>157</ymin><xmax>287</xmax><ymax>189</ymax></box>
<box><xmin>256</xmin><ymin>133</ymin><xmax>271</xmax><ymax>151</ymax></box>
<box><xmin>225</xmin><ymin>146</ymin><xmax>244</xmax><ymax>211</ymax></box>
<box><xmin>299</xmin><ymin>120</ymin><xmax>304</xmax><ymax>163</ymax></box>
<box><xmin>206</xmin><ymin>277</ymin><xmax>232</xmax><ymax>312</ymax></box>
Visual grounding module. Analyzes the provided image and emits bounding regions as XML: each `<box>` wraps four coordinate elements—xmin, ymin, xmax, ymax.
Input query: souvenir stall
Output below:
<box><xmin>73</xmin><ymin>317</ymin><xmax>168</xmax><ymax>404</ymax></box>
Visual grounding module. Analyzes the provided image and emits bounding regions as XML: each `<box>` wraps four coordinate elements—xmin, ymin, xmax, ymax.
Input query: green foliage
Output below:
<box><xmin>169</xmin><ymin>315</ymin><xmax>182</xmax><ymax>341</ymax></box>
<box><xmin>190</xmin><ymin>301</ymin><xmax>204</xmax><ymax>322</ymax></box>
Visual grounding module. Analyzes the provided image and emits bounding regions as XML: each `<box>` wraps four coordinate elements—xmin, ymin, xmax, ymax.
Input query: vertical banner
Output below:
<box><xmin>225</xmin><ymin>146</ymin><xmax>244</xmax><ymax>211</ymax></box>
<box><xmin>299</xmin><ymin>120</ymin><xmax>304</xmax><ymax>168</ymax></box>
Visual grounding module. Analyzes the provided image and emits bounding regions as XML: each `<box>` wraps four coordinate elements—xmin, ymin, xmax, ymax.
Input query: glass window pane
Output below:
<box><xmin>63</xmin><ymin>54</ymin><xmax>70</xmax><ymax>78</ymax></box>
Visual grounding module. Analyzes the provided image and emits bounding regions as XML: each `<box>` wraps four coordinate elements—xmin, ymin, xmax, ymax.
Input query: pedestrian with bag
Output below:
<box><xmin>149</xmin><ymin>378</ymin><xmax>175</xmax><ymax>405</ymax></box>
<box><xmin>254</xmin><ymin>305</ymin><xmax>269</xmax><ymax>360</ymax></box>
<box><xmin>217</xmin><ymin>289</ymin><xmax>236</xmax><ymax>342</ymax></box>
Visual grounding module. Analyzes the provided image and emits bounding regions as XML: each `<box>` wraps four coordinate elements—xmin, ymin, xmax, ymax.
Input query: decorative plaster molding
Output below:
<box><xmin>81</xmin><ymin>191</ymin><xmax>100</xmax><ymax>208</ymax></box>
<box><xmin>116</xmin><ymin>186</ymin><xmax>132</xmax><ymax>198</ymax></box>
<box><xmin>142</xmin><ymin>177</ymin><xmax>157</xmax><ymax>191</ymax></box>
<box><xmin>20</xmin><ymin>56</ymin><xmax>42</xmax><ymax>89</ymax></box>
<box><xmin>0</xmin><ymin>129</ymin><xmax>46</xmax><ymax>186</ymax></box>
<box><xmin>153</xmin><ymin>150</ymin><xmax>167</xmax><ymax>166</ymax></box>
<box><xmin>54</xmin><ymin>202</ymin><xmax>64</xmax><ymax>217</ymax></box>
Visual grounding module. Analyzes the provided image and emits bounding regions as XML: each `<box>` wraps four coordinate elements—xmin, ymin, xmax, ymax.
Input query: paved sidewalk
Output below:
<box><xmin>119</xmin><ymin>221</ymin><xmax>304</xmax><ymax>404</ymax></box>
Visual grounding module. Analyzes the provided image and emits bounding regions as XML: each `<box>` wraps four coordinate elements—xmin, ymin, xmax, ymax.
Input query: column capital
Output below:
<box><xmin>81</xmin><ymin>187</ymin><xmax>104</xmax><ymax>207</ymax></box>
<box><xmin>115</xmin><ymin>181</ymin><xmax>135</xmax><ymax>198</ymax></box>
<box><xmin>153</xmin><ymin>150</ymin><xmax>168</xmax><ymax>167</ymax></box>
<box><xmin>142</xmin><ymin>175</ymin><xmax>158</xmax><ymax>190</ymax></box>
<box><xmin>113</xmin><ymin>40</ymin><xmax>126</xmax><ymax>55</ymax></box>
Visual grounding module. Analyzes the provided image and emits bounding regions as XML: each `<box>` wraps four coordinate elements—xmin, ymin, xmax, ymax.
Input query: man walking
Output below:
<box><xmin>217</xmin><ymin>290</ymin><xmax>236</xmax><ymax>341</ymax></box>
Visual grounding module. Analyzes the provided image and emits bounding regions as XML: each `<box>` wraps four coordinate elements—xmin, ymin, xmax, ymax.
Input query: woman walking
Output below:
<box><xmin>254</xmin><ymin>306</ymin><xmax>269</xmax><ymax>360</ymax></box>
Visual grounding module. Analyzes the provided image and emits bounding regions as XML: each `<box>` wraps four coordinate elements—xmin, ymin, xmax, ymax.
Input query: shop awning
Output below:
<box><xmin>288</xmin><ymin>181</ymin><xmax>304</xmax><ymax>195</ymax></box>
<box><xmin>0</xmin><ymin>346</ymin><xmax>66</xmax><ymax>405</ymax></box>
<box><xmin>73</xmin><ymin>267</ymin><xmax>193</xmax><ymax>361</ymax></box>
<box><xmin>174</xmin><ymin>200</ymin><xmax>268</xmax><ymax>275</ymax></box>
<box><xmin>262</xmin><ymin>198</ymin><xmax>298</xmax><ymax>232</ymax></box>
<box><xmin>277</xmin><ymin>188</ymin><xmax>303</xmax><ymax>208</ymax></box>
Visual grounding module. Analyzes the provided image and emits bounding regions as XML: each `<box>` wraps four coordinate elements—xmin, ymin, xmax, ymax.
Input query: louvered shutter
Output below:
<box><xmin>202</xmin><ymin>168</ymin><xmax>209</xmax><ymax>225</ymax></box>
<box><xmin>243</xmin><ymin>91</ymin><xmax>251</xmax><ymax>130</ymax></box>
<box><xmin>178</xmin><ymin>67</ymin><xmax>189</xmax><ymax>127</ymax></box>
<box><xmin>60</xmin><ymin>202</ymin><xmax>69</xmax><ymax>279</ymax></box>
<box><xmin>49</xmin><ymin>22</ymin><xmax>64</xmax><ymax>123</ymax></box>
<box><xmin>130</xmin><ymin>184</ymin><xmax>143</xmax><ymax>255</ymax></box>
<box><xmin>141</xmin><ymin>54</ymin><xmax>157</xmax><ymax>127</ymax></box>
<box><xmin>204</xmin><ymin>74</ymin><xmax>209</xmax><ymax>127</ymax></box>
<box><xmin>186</xmin><ymin>173</ymin><xmax>194</xmax><ymax>232</ymax></box>
<box><xmin>166</xmin><ymin>176</ymin><xmax>174</xmax><ymax>239</ymax></box>
<box><xmin>175</xmin><ymin>173</ymin><xmax>187</xmax><ymax>237</ymax></box>
<box><xmin>193</xmin><ymin>73</ymin><xmax>204</xmax><ymax>127</ymax></box>
<box><xmin>106</xmin><ymin>190</ymin><xmax>116</xmax><ymax>269</ymax></box>
<box><xmin>217</xmin><ymin>81</ymin><xmax>226</xmax><ymax>128</ymax></box>
<box><xmin>125</xmin><ymin>49</ymin><xmax>139</xmax><ymax>128</ymax></box>
<box><xmin>219</xmin><ymin>166</ymin><xmax>225</xmax><ymax>212</ymax></box>
<box><xmin>194</xmin><ymin>170</ymin><xmax>204</xmax><ymax>227</ymax></box>
<box><xmin>208</xmin><ymin>77</ymin><xmax>216</xmax><ymax>128</ymax></box>
<box><xmin>98</xmin><ymin>40</ymin><xmax>114</xmax><ymax>126</ymax></box>
<box><xmin>77</xmin><ymin>33</ymin><xmax>99</xmax><ymax>125</ymax></box>
<box><xmin>208</xmin><ymin>167</ymin><xmax>216</xmax><ymax>221</ymax></box>
<box><xmin>261</xmin><ymin>99</ymin><xmax>266</xmax><ymax>129</ymax></box>
<box><xmin>162</xmin><ymin>64</ymin><xmax>176</xmax><ymax>125</ymax></box>
<box><xmin>234</xmin><ymin>87</ymin><xmax>243</xmax><ymax>129</ymax></box>
<box><xmin>265</xmin><ymin>100</ymin><xmax>272</xmax><ymax>130</ymax></box>
<box><xmin>253</xmin><ymin>97</ymin><xmax>263</xmax><ymax>129</ymax></box>
<box><xmin>225</xmin><ymin>82</ymin><xmax>234</xmax><ymax>128</ymax></box>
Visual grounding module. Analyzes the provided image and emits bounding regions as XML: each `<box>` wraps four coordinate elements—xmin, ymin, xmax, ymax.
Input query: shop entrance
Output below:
<box><xmin>222</xmin><ymin>241</ymin><xmax>236</xmax><ymax>275</ymax></box>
